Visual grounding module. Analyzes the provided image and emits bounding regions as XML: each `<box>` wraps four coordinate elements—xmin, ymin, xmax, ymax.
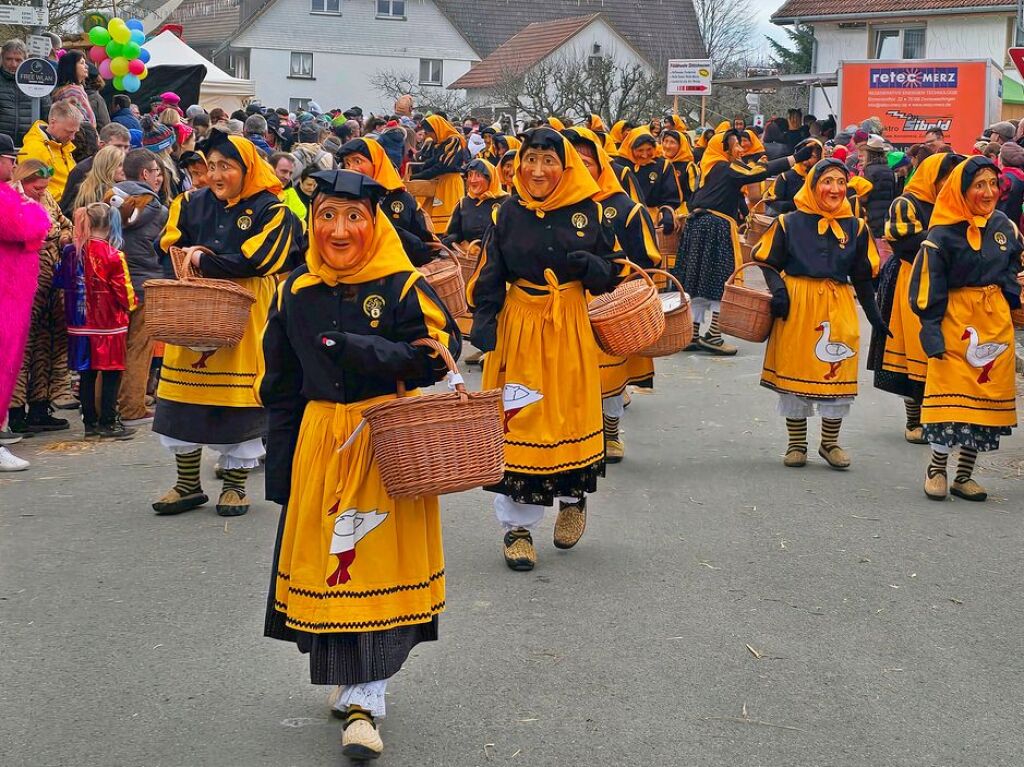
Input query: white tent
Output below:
<box><xmin>143</xmin><ymin>31</ymin><xmax>255</xmax><ymax>112</ymax></box>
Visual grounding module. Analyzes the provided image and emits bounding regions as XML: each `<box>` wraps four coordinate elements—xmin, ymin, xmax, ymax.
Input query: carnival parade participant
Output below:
<box><xmin>337</xmin><ymin>136</ymin><xmax>437</xmax><ymax>265</ymax></box>
<box><xmin>673</xmin><ymin>130</ymin><xmax>799</xmax><ymax>355</ymax></box>
<box><xmin>153</xmin><ymin>130</ymin><xmax>302</xmax><ymax>517</ymax></box>
<box><xmin>443</xmin><ymin>158</ymin><xmax>507</xmax><ymax>247</ymax></box>
<box><xmin>411</xmin><ymin>115</ymin><xmax>468</xmax><ymax>232</ymax></box>
<box><xmin>498</xmin><ymin>149</ymin><xmax>516</xmax><ymax>192</ymax></box>
<box><xmin>659</xmin><ymin>128</ymin><xmax>698</xmax><ymax>213</ymax></box>
<box><xmin>753</xmin><ymin>159</ymin><xmax>883</xmax><ymax>469</ymax></box>
<box><xmin>565</xmin><ymin>126</ymin><xmax>661</xmax><ymax>463</ymax></box>
<box><xmin>909</xmin><ymin>156</ymin><xmax>1022</xmax><ymax>502</ymax></box>
<box><xmin>869</xmin><ymin>152</ymin><xmax>963</xmax><ymax>443</ymax></box>
<box><xmin>613</xmin><ymin>127</ymin><xmax>681</xmax><ymax>237</ymax></box>
<box><xmin>468</xmin><ymin>127</ymin><xmax>619</xmax><ymax>571</ymax></box>
<box><xmin>260</xmin><ymin>169</ymin><xmax>459</xmax><ymax>761</ymax></box>
<box><xmin>763</xmin><ymin>138</ymin><xmax>823</xmax><ymax>216</ymax></box>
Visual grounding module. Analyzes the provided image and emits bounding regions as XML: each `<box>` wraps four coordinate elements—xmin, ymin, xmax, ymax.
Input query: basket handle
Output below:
<box><xmin>613</xmin><ymin>258</ymin><xmax>658</xmax><ymax>290</ymax></box>
<box><xmin>169</xmin><ymin>245</ymin><xmax>210</xmax><ymax>280</ymax></box>
<box><xmin>645</xmin><ymin>269</ymin><xmax>688</xmax><ymax>302</ymax></box>
<box><xmin>726</xmin><ymin>260</ymin><xmax>780</xmax><ymax>286</ymax></box>
<box><xmin>750</xmin><ymin>198</ymin><xmax>767</xmax><ymax>216</ymax></box>
<box><xmin>426</xmin><ymin>242</ymin><xmax>461</xmax><ymax>268</ymax></box>
<box><xmin>395</xmin><ymin>337</ymin><xmax>464</xmax><ymax>401</ymax></box>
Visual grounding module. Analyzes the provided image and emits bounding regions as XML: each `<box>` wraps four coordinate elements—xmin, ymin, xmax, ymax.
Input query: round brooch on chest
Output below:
<box><xmin>571</xmin><ymin>212</ymin><xmax>588</xmax><ymax>229</ymax></box>
<box><xmin>391</xmin><ymin>200</ymin><xmax>404</xmax><ymax>214</ymax></box>
<box><xmin>237</xmin><ymin>215</ymin><xmax>252</xmax><ymax>231</ymax></box>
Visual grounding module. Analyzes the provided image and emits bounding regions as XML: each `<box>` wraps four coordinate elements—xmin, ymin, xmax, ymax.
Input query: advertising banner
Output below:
<box><xmin>839</xmin><ymin>60</ymin><xmax>990</xmax><ymax>151</ymax></box>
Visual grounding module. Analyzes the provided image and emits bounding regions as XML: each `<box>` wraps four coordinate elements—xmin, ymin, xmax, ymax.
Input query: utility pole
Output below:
<box><xmin>29</xmin><ymin>0</ymin><xmax>45</xmax><ymax>122</ymax></box>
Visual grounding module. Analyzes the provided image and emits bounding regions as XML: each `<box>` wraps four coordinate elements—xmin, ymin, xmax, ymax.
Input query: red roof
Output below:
<box><xmin>449</xmin><ymin>14</ymin><xmax>600</xmax><ymax>90</ymax></box>
<box><xmin>773</xmin><ymin>0</ymin><xmax>1013</xmax><ymax>21</ymax></box>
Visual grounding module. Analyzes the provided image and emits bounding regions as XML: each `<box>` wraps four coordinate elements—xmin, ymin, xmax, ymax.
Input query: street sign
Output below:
<box><xmin>26</xmin><ymin>34</ymin><xmax>51</xmax><ymax>58</ymax></box>
<box><xmin>666</xmin><ymin>59</ymin><xmax>713</xmax><ymax>96</ymax></box>
<box><xmin>1010</xmin><ymin>47</ymin><xmax>1024</xmax><ymax>80</ymax></box>
<box><xmin>753</xmin><ymin>114</ymin><xmax>765</xmax><ymax>129</ymax></box>
<box><xmin>0</xmin><ymin>4</ymin><xmax>48</xmax><ymax>26</ymax></box>
<box><xmin>15</xmin><ymin>57</ymin><xmax>57</xmax><ymax>99</ymax></box>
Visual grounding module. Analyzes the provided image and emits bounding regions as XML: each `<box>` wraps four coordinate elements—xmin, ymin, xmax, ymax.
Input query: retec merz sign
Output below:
<box><xmin>869</xmin><ymin>67</ymin><xmax>958</xmax><ymax>89</ymax></box>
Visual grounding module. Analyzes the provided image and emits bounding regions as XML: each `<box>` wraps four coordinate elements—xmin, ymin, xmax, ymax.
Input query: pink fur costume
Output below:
<box><xmin>0</xmin><ymin>183</ymin><xmax>51</xmax><ymax>413</ymax></box>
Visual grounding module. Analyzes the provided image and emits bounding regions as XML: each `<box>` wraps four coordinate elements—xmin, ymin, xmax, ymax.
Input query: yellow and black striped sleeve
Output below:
<box><xmin>158</xmin><ymin>190</ymin><xmax>190</xmax><ymax>257</ymax></box>
<box><xmin>619</xmin><ymin>203</ymin><xmax>661</xmax><ymax>269</ymax></box>
<box><xmin>854</xmin><ymin>218</ymin><xmax>881</xmax><ymax>280</ymax></box>
<box><xmin>909</xmin><ymin>239</ymin><xmax>948</xmax><ymax>357</ymax></box>
<box><xmin>240</xmin><ymin>202</ymin><xmax>302</xmax><ymax>277</ymax></box>
<box><xmin>884</xmin><ymin>197</ymin><xmax>923</xmax><ymax>242</ymax></box>
<box><xmin>751</xmin><ymin>215</ymin><xmax>788</xmax><ymax>269</ymax></box>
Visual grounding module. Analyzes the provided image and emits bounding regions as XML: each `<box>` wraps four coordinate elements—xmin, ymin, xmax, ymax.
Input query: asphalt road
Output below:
<box><xmin>3</xmin><ymin>327</ymin><xmax>1023</xmax><ymax>767</ymax></box>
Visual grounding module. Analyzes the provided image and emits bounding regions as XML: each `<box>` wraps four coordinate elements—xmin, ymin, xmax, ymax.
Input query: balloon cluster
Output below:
<box><xmin>86</xmin><ymin>18</ymin><xmax>150</xmax><ymax>93</ymax></box>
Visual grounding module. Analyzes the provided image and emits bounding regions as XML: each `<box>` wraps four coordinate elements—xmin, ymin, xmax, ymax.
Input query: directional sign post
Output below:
<box><xmin>0</xmin><ymin>4</ymin><xmax>48</xmax><ymax>26</ymax></box>
<box><xmin>667</xmin><ymin>59</ymin><xmax>713</xmax><ymax>126</ymax></box>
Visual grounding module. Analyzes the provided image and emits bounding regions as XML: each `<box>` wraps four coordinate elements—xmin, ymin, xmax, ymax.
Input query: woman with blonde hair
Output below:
<box><xmin>73</xmin><ymin>145</ymin><xmax>125</xmax><ymax>210</ymax></box>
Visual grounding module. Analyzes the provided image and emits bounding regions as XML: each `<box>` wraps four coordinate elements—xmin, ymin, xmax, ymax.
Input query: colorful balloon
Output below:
<box><xmin>126</xmin><ymin>18</ymin><xmax>144</xmax><ymax>31</ymax></box>
<box><xmin>110</xmin><ymin>56</ymin><xmax>129</xmax><ymax>77</ymax></box>
<box><xmin>88</xmin><ymin>26</ymin><xmax>110</xmax><ymax>46</ymax></box>
<box><xmin>88</xmin><ymin>45</ymin><xmax>107</xmax><ymax>64</ymax></box>
<box><xmin>122</xmin><ymin>74</ymin><xmax>140</xmax><ymax>92</ymax></box>
<box><xmin>138</xmin><ymin>67</ymin><xmax>148</xmax><ymax>80</ymax></box>
<box><xmin>123</xmin><ymin>42</ymin><xmax>141</xmax><ymax>60</ymax></box>
<box><xmin>113</xmin><ymin>75</ymin><xmax>125</xmax><ymax>91</ymax></box>
<box><xmin>110</xmin><ymin>24</ymin><xmax>131</xmax><ymax>44</ymax></box>
<box><xmin>129</xmin><ymin>29</ymin><xmax>145</xmax><ymax>46</ymax></box>
<box><xmin>128</xmin><ymin>58</ymin><xmax>145</xmax><ymax>75</ymax></box>
<box><xmin>98</xmin><ymin>59</ymin><xmax>113</xmax><ymax>80</ymax></box>
<box><xmin>139</xmin><ymin>48</ymin><xmax>150</xmax><ymax>64</ymax></box>
<box><xmin>105</xmin><ymin>40</ymin><xmax>123</xmax><ymax>58</ymax></box>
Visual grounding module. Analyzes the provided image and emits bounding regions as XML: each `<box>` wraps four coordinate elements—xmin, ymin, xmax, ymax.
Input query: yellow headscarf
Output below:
<box><xmin>929</xmin><ymin>156</ymin><xmax>999</xmax><ymax>250</ymax></box>
<box><xmin>902</xmin><ymin>151</ymin><xmax>948</xmax><ymax>205</ymax></box>
<box><xmin>293</xmin><ymin>201</ymin><xmax>416</xmax><ymax>292</ymax></box>
<box><xmin>513</xmin><ymin>128</ymin><xmax>600</xmax><ymax>217</ymax></box>
<box><xmin>547</xmin><ymin>116</ymin><xmax>565</xmax><ymax>131</ymax></box>
<box><xmin>617</xmin><ymin>127</ymin><xmax>658</xmax><ymax>167</ymax></box>
<box><xmin>742</xmin><ymin>130</ymin><xmax>766</xmax><ymax>159</ymax></box>
<box><xmin>609</xmin><ymin>120</ymin><xmax>628</xmax><ymax>145</ymax></box>
<box><xmin>565</xmin><ymin>126</ymin><xmax>624</xmax><ymax>202</ymax></box>
<box><xmin>715</xmin><ymin>120</ymin><xmax>731</xmax><ymax>133</ymax></box>
<box><xmin>668</xmin><ymin>115</ymin><xmax>688</xmax><ymax>132</ymax></box>
<box><xmin>347</xmin><ymin>137</ymin><xmax>405</xmax><ymax>192</ymax></box>
<box><xmin>504</xmin><ymin>135</ymin><xmax>522</xmax><ymax>152</ymax></box>
<box><xmin>662</xmin><ymin>130</ymin><xmax>694</xmax><ymax>164</ymax></box>
<box><xmin>466</xmin><ymin>158</ymin><xmax>507</xmax><ymax>201</ymax></box>
<box><xmin>793</xmin><ymin>159</ymin><xmax>854</xmax><ymax>242</ymax></box>
<box><xmin>698</xmin><ymin>132</ymin><xmax>732</xmax><ymax>188</ymax></box>
<box><xmin>210</xmin><ymin>134</ymin><xmax>282</xmax><ymax>208</ymax></box>
<box><xmin>587</xmin><ymin>114</ymin><xmax>608</xmax><ymax>133</ymax></box>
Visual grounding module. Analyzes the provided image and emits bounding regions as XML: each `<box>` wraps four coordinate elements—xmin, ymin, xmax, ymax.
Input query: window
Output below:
<box><xmin>376</xmin><ymin>0</ymin><xmax>405</xmax><ymax>19</ymax></box>
<box><xmin>419</xmin><ymin>58</ymin><xmax>442</xmax><ymax>86</ymax></box>
<box><xmin>310</xmin><ymin>0</ymin><xmax>340</xmax><ymax>14</ymax></box>
<box><xmin>289</xmin><ymin>98</ymin><xmax>311</xmax><ymax>112</ymax></box>
<box><xmin>872</xmin><ymin>26</ymin><xmax>926</xmax><ymax>59</ymax></box>
<box><xmin>587</xmin><ymin>41</ymin><xmax>604</xmax><ymax>72</ymax></box>
<box><xmin>290</xmin><ymin>51</ymin><xmax>313</xmax><ymax>79</ymax></box>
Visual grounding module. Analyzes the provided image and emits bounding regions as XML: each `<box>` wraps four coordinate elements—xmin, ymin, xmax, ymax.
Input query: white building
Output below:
<box><xmin>771</xmin><ymin>0</ymin><xmax>1016</xmax><ymax>118</ymax></box>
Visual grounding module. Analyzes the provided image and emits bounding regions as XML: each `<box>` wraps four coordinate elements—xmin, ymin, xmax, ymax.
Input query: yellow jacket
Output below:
<box><xmin>18</xmin><ymin>120</ymin><xmax>75</xmax><ymax>202</ymax></box>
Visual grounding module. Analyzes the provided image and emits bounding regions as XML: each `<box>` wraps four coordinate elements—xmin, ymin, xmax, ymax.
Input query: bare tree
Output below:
<box><xmin>692</xmin><ymin>0</ymin><xmax>755</xmax><ymax>76</ymax></box>
<box><xmin>1</xmin><ymin>0</ymin><xmax>147</xmax><ymax>41</ymax></box>
<box><xmin>370</xmin><ymin>67</ymin><xmax>469</xmax><ymax>116</ymax></box>
<box><xmin>487</xmin><ymin>53</ymin><xmax>666</xmax><ymax>124</ymax></box>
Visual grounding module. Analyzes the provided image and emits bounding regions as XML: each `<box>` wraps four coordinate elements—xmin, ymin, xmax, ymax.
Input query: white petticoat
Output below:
<box><xmin>158</xmin><ymin>435</ymin><xmax>265</xmax><ymax>470</ymax></box>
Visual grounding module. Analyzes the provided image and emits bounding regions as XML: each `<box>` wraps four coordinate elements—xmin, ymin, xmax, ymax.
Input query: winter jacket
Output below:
<box><xmin>17</xmin><ymin>121</ymin><xmax>76</xmax><ymax>202</ymax></box>
<box><xmin>290</xmin><ymin>142</ymin><xmax>334</xmax><ymax>181</ymax></box>
<box><xmin>998</xmin><ymin>166</ymin><xmax>1024</xmax><ymax>228</ymax></box>
<box><xmin>87</xmin><ymin>88</ymin><xmax>110</xmax><ymax>129</ymax></box>
<box><xmin>0</xmin><ymin>68</ymin><xmax>50</xmax><ymax>144</ymax></box>
<box><xmin>246</xmin><ymin>132</ymin><xmax>273</xmax><ymax>156</ymax></box>
<box><xmin>110</xmin><ymin>107</ymin><xmax>142</xmax><ymax>133</ymax></box>
<box><xmin>111</xmin><ymin>180</ymin><xmax>169</xmax><ymax>300</ymax></box>
<box><xmin>57</xmin><ymin>239</ymin><xmax>136</xmax><ymax>371</ymax></box>
<box><xmin>0</xmin><ymin>183</ymin><xmax>50</xmax><ymax>413</ymax></box>
<box><xmin>862</xmin><ymin>161</ymin><xmax>897</xmax><ymax>239</ymax></box>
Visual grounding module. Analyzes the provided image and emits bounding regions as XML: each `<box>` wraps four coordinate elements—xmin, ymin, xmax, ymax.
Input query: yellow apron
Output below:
<box><xmin>157</xmin><ymin>274</ymin><xmax>277</xmax><ymax>407</ymax></box>
<box><xmin>271</xmin><ymin>398</ymin><xmax>445</xmax><ymax>634</ymax></box>
<box><xmin>922</xmin><ymin>285</ymin><xmax>1017</xmax><ymax>427</ymax></box>
<box><xmin>429</xmin><ymin>172</ymin><xmax>465</xmax><ymax>233</ymax></box>
<box><xmin>761</xmin><ymin>276</ymin><xmax>859</xmax><ymax>399</ymax></box>
<box><xmin>482</xmin><ymin>273</ymin><xmax>604</xmax><ymax>475</ymax></box>
<box><xmin>882</xmin><ymin>260</ymin><xmax>927</xmax><ymax>382</ymax></box>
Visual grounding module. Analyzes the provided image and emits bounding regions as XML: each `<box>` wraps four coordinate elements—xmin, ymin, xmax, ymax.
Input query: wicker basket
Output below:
<box><xmin>656</xmin><ymin>224</ymin><xmax>682</xmax><ymax>261</ymax></box>
<box><xmin>589</xmin><ymin>260</ymin><xmax>666</xmax><ymax>356</ymax></box>
<box><xmin>637</xmin><ymin>270</ymin><xmax>693</xmax><ymax>357</ymax></box>
<box><xmin>719</xmin><ymin>262</ymin><xmax>777</xmax><ymax>343</ymax></box>
<box><xmin>1012</xmin><ymin>272</ymin><xmax>1024</xmax><ymax>329</ymax></box>
<box><xmin>419</xmin><ymin>247</ymin><xmax>468</xmax><ymax>318</ymax></box>
<box><xmin>745</xmin><ymin>200</ymin><xmax>774</xmax><ymax>241</ymax></box>
<box><xmin>144</xmin><ymin>247</ymin><xmax>256</xmax><ymax>348</ymax></box>
<box><xmin>452</xmin><ymin>240</ymin><xmax>481</xmax><ymax>287</ymax></box>
<box><xmin>363</xmin><ymin>339</ymin><xmax>504</xmax><ymax>498</ymax></box>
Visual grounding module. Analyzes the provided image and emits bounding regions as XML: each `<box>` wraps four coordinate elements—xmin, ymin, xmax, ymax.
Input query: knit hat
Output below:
<box><xmin>988</xmin><ymin>121</ymin><xmax>1015</xmax><ymax>141</ymax></box>
<box><xmin>307</xmin><ymin>101</ymin><xmax>323</xmax><ymax>115</ymax></box>
<box><xmin>866</xmin><ymin>134</ymin><xmax>887</xmax><ymax>151</ymax></box>
<box><xmin>853</xmin><ymin>129</ymin><xmax>869</xmax><ymax>144</ymax></box>
<box><xmin>186</xmin><ymin>104</ymin><xmax>206</xmax><ymax>119</ymax></box>
<box><xmin>298</xmin><ymin>123</ymin><xmax>321</xmax><ymax>143</ymax></box>
<box><xmin>141</xmin><ymin>116</ymin><xmax>175</xmax><ymax>153</ymax></box>
<box><xmin>1000</xmin><ymin>141</ymin><xmax>1024</xmax><ymax>168</ymax></box>
<box><xmin>322</xmin><ymin>135</ymin><xmax>342</xmax><ymax>154</ymax></box>
<box><xmin>160</xmin><ymin>92</ymin><xmax>181</xmax><ymax>105</ymax></box>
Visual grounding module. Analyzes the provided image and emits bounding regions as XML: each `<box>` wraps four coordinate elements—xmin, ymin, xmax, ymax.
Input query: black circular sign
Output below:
<box><xmin>15</xmin><ymin>57</ymin><xmax>57</xmax><ymax>99</ymax></box>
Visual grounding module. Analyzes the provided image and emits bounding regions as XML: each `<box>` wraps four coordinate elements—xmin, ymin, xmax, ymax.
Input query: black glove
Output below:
<box><xmin>659</xmin><ymin>207</ymin><xmax>675</xmax><ymax>235</ymax></box>
<box><xmin>761</xmin><ymin>267</ymin><xmax>789</xmax><ymax>320</ymax></box>
<box><xmin>441</xmin><ymin>233</ymin><xmax>459</xmax><ymax>248</ymax></box>
<box><xmin>470</xmin><ymin>321</ymin><xmax>496</xmax><ymax>353</ymax></box>
<box><xmin>793</xmin><ymin>144</ymin><xmax>815</xmax><ymax>163</ymax></box>
<box><xmin>319</xmin><ymin>331</ymin><xmax>349</xmax><ymax>359</ymax></box>
<box><xmin>566</xmin><ymin>250</ymin><xmax>615</xmax><ymax>293</ymax></box>
<box><xmin>853</xmin><ymin>280</ymin><xmax>893</xmax><ymax>338</ymax></box>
